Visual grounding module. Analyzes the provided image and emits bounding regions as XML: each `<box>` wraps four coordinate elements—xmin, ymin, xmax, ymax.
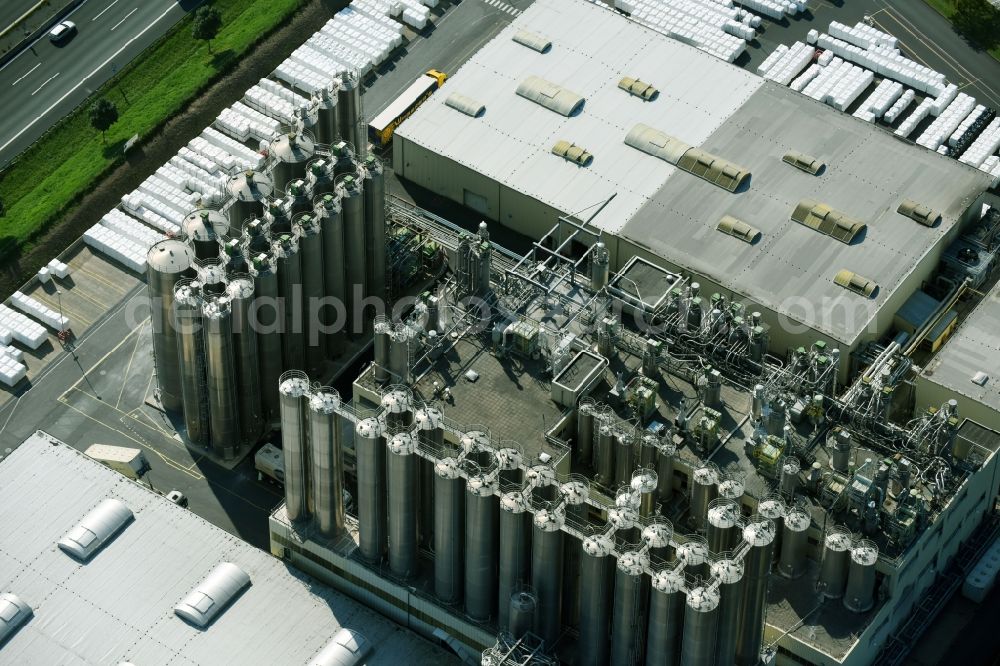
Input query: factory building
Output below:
<box><xmin>393</xmin><ymin>0</ymin><xmax>995</xmax><ymax>376</ymax></box>
<box><xmin>0</xmin><ymin>431</ymin><xmax>456</xmax><ymax>665</ymax></box>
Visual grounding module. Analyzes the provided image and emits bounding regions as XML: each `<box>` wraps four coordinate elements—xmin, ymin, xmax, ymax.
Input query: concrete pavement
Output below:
<box><xmin>0</xmin><ymin>0</ymin><xmax>190</xmax><ymax>167</ymax></box>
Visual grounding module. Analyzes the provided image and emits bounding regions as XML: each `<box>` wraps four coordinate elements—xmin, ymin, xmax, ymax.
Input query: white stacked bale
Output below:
<box><xmin>895</xmin><ymin>97</ymin><xmax>934</xmax><ymax>138</ymax></box>
<box><xmin>0</xmin><ymin>305</ymin><xmax>47</xmax><ymax>350</ymax></box>
<box><xmin>790</xmin><ymin>63</ymin><xmax>820</xmax><ymax>92</ymax></box>
<box><xmin>883</xmin><ymin>88</ymin><xmax>915</xmax><ymax>124</ymax></box>
<box><xmin>959</xmin><ymin>117</ymin><xmax>1000</xmax><ymax>168</ymax></box>
<box><xmin>10</xmin><ymin>291</ymin><xmax>70</xmax><ymax>332</ymax></box>
<box><xmin>916</xmin><ymin>93</ymin><xmax>976</xmax><ymax>151</ymax></box>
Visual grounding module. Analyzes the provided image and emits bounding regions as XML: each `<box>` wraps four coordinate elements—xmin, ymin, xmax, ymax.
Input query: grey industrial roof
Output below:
<box><xmin>0</xmin><ymin>432</ymin><xmax>453</xmax><ymax>666</ymax></box>
<box><xmin>922</xmin><ymin>280</ymin><xmax>1000</xmax><ymax>418</ymax></box>
<box><xmin>398</xmin><ymin>0</ymin><xmax>992</xmax><ymax>344</ymax></box>
<box><xmin>397</xmin><ymin>0</ymin><xmax>762</xmax><ymax>229</ymax></box>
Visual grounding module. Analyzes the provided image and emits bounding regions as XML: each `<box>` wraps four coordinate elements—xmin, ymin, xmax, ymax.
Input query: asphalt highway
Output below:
<box><xmin>0</xmin><ymin>0</ymin><xmax>191</xmax><ymax>167</ymax></box>
<box><xmin>0</xmin><ymin>0</ymin><xmax>42</xmax><ymax>32</ymax></box>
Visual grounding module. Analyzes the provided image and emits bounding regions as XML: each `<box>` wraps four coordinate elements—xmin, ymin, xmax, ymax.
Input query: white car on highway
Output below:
<box><xmin>48</xmin><ymin>20</ymin><xmax>77</xmax><ymax>44</ymax></box>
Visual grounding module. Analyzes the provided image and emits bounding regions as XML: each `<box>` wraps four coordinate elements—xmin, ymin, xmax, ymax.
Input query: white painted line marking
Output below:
<box><xmin>110</xmin><ymin>7</ymin><xmax>137</xmax><ymax>31</ymax></box>
<box><xmin>0</xmin><ymin>4</ymin><xmax>178</xmax><ymax>154</ymax></box>
<box><xmin>31</xmin><ymin>72</ymin><xmax>59</xmax><ymax>96</ymax></box>
<box><xmin>93</xmin><ymin>0</ymin><xmax>121</xmax><ymax>21</ymax></box>
<box><xmin>12</xmin><ymin>63</ymin><xmax>41</xmax><ymax>86</ymax></box>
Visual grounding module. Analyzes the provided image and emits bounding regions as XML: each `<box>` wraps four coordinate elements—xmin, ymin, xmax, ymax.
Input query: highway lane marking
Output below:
<box><xmin>31</xmin><ymin>72</ymin><xmax>58</xmax><ymax>96</ymax></box>
<box><xmin>0</xmin><ymin>0</ymin><xmax>92</xmax><ymax>74</ymax></box>
<box><xmin>0</xmin><ymin>3</ymin><xmax>180</xmax><ymax>153</ymax></box>
<box><xmin>110</xmin><ymin>7</ymin><xmax>137</xmax><ymax>31</ymax></box>
<box><xmin>92</xmin><ymin>0</ymin><xmax>120</xmax><ymax>21</ymax></box>
<box><xmin>116</xmin><ymin>319</ymin><xmax>146</xmax><ymax>408</ymax></box>
<box><xmin>11</xmin><ymin>63</ymin><xmax>40</xmax><ymax>86</ymax></box>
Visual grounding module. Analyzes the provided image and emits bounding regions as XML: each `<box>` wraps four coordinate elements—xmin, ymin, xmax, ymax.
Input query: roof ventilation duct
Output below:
<box><xmin>791</xmin><ymin>200</ymin><xmax>866</xmax><ymax>243</ymax></box>
<box><xmin>307</xmin><ymin>628</ymin><xmax>372</xmax><ymax>666</ymax></box>
<box><xmin>0</xmin><ymin>594</ymin><xmax>32</xmax><ymax>644</ymax></box>
<box><xmin>516</xmin><ymin>76</ymin><xmax>584</xmax><ymax>116</ymax></box>
<box><xmin>512</xmin><ymin>30</ymin><xmax>551</xmax><ymax>53</ymax></box>
<box><xmin>618</xmin><ymin>77</ymin><xmax>658</xmax><ymax>100</ymax></box>
<box><xmin>897</xmin><ymin>199</ymin><xmax>941</xmax><ymax>227</ymax></box>
<box><xmin>552</xmin><ymin>140</ymin><xmax>593</xmax><ymax>166</ymax></box>
<box><xmin>174</xmin><ymin>562</ymin><xmax>251</xmax><ymax>627</ymax></box>
<box><xmin>782</xmin><ymin>151</ymin><xmax>825</xmax><ymax>175</ymax></box>
<box><xmin>676</xmin><ymin>148</ymin><xmax>751</xmax><ymax>192</ymax></box>
<box><xmin>833</xmin><ymin>269</ymin><xmax>878</xmax><ymax>298</ymax></box>
<box><xmin>624</xmin><ymin>124</ymin><xmax>690</xmax><ymax>164</ymax></box>
<box><xmin>445</xmin><ymin>93</ymin><xmax>485</xmax><ymax>117</ymax></box>
<box><xmin>58</xmin><ymin>498</ymin><xmax>134</xmax><ymax>562</ymax></box>
<box><xmin>717</xmin><ymin>215</ymin><xmax>761</xmax><ymax>243</ymax></box>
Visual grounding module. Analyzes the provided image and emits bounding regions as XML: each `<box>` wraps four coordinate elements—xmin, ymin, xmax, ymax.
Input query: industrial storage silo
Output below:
<box><xmin>250</xmin><ymin>253</ymin><xmax>283</xmax><ymax>425</ymax></box>
<box><xmin>269</xmin><ymin>132</ymin><xmax>316</xmax><ymax>192</ymax></box>
<box><xmin>646</xmin><ymin>567</ymin><xmax>684</xmax><ymax>666</ymax></box>
<box><xmin>578</xmin><ymin>534</ymin><xmax>615</xmax><ymax>666</ymax></box>
<box><xmin>226</xmin><ymin>170</ymin><xmax>273</xmax><ymax>232</ymax></box>
<box><xmin>718</xmin><ymin>473</ymin><xmax>745</xmax><ymax>501</ymax></box>
<box><xmin>362</xmin><ymin>155</ymin><xmax>387</xmax><ymax>301</ymax></box>
<box><xmin>183</xmin><ymin>209</ymin><xmax>230</xmax><ymax>260</ymax></box>
<box><xmin>309</xmin><ymin>389</ymin><xmax>345</xmax><ymax>537</ymax></box>
<box><xmin>735</xmin><ymin>516</ymin><xmax>776</xmax><ymax>666</ymax></box>
<box><xmin>313</xmin><ymin>85</ymin><xmax>339</xmax><ymax>145</ymax></box>
<box><xmin>267</xmin><ymin>199</ymin><xmax>292</xmax><ymax>235</ymax></box>
<box><xmin>196</xmin><ymin>258</ymin><xmax>227</xmax><ymax>295</ymax></box>
<box><xmin>508</xmin><ymin>590</ymin><xmax>537</xmax><ymax>641</ymax></box>
<box><xmin>272</xmin><ymin>233</ymin><xmax>305</xmax><ymax>372</ymax></box>
<box><xmin>356</xmin><ymin>416</ymin><xmax>387</xmax><ymax>563</ymax></box>
<box><xmin>844</xmin><ymin>539</ymin><xmax>878</xmax><ymax>613</ymax></box>
<box><xmin>381</xmin><ymin>386</ymin><xmax>413</xmax><ymax>430</ymax></box>
<box><xmin>594</xmin><ymin>422</ymin><xmax>616</xmax><ymax>486</ymax></box>
<box><xmin>707</xmin><ymin>498</ymin><xmax>742</xmax><ymax>554</ymax></box>
<box><xmin>286</xmin><ymin>179</ymin><xmax>313</xmax><ymax>216</ymax></box>
<box><xmin>242</xmin><ymin>217</ymin><xmax>271</xmax><ymax>254</ymax></box>
<box><xmin>227</xmin><ymin>276</ymin><xmax>262</xmax><ymax>445</ymax></box>
<box><xmin>220</xmin><ymin>236</ymin><xmax>247</xmax><ymax>276</ymax></box>
<box><xmin>611</xmin><ymin>550</ymin><xmax>650</xmax><ymax>666</ymax></box>
<box><xmin>560</xmin><ymin>477</ymin><xmax>588</xmax><ymax>629</ymax></box>
<box><xmin>498</xmin><ymin>490</ymin><xmax>532</xmax><ymax>632</ymax></box>
<box><xmin>676</xmin><ymin>536</ymin><xmax>710</xmax><ymax>582</ymax></box>
<box><xmin>531</xmin><ymin>507</ymin><xmax>565</xmax><ymax>648</ymax></box>
<box><xmin>387</xmin><ymin>431</ymin><xmax>419</xmax><ymax>580</ymax></box>
<box><xmin>631</xmin><ymin>469</ymin><xmax>658</xmax><ymax>518</ymax></box>
<box><xmin>338</xmin><ymin>174</ymin><xmax>366</xmax><ymax>323</ymax></box>
<box><xmin>308</xmin><ymin>157</ymin><xmax>337</xmax><ymax>196</ymax></box>
<box><xmin>278</xmin><ymin>370</ymin><xmax>310</xmax><ymax>522</ymax></box>
<box><xmin>576</xmin><ymin>398</ymin><xmax>596</xmax><ymax>465</ymax></box>
<box><xmin>657</xmin><ymin>441</ymin><xmax>676</xmax><ymax>505</ymax></box>
<box><xmin>388</xmin><ymin>323</ymin><xmax>414</xmax><ymax>384</ymax></box>
<box><xmin>173</xmin><ymin>279</ymin><xmax>209</xmax><ymax>445</ymax></box>
<box><xmin>643</xmin><ymin>518</ymin><xmax>673</xmax><ymax>567</ymax></box>
<box><xmin>778</xmin><ymin>506</ymin><xmax>811</xmax><ymax>579</ymax></box>
<box><xmin>680</xmin><ymin>585</ymin><xmax>720</xmax><ymax>666</ymax></box>
<box><xmin>757</xmin><ymin>493</ymin><xmax>786</xmax><ymax>562</ymax></box>
<box><xmin>713</xmin><ymin>557</ymin><xmax>746</xmax><ymax>666</ymax></box>
<box><xmin>819</xmin><ymin>525</ymin><xmax>853</xmax><ymax>599</ymax></box>
<box><xmin>294</xmin><ymin>212</ymin><xmax>326</xmax><ymax>375</ymax></box>
<box><xmin>466</xmin><ymin>470</ymin><xmax>500</xmax><ymax>623</ymax></box>
<box><xmin>690</xmin><ymin>463</ymin><xmax>720</xmax><ymax>532</ymax></box>
<box><xmin>337</xmin><ymin>71</ymin><xmax>364</xmax><ymax>159</ymax></box>
<box><xmin>202</xmin><ymin>292</ymin><xmax>240</xmax><ymax>459</ymax></box>
<box><xmin>147</xmin><ymin>239</ymin><xmax>196</xmax><ymax>412</ymax></box>
<box><xmin>433</xmin><ymin>457</ymin><xmax>465</xmax><ymax>605</ymax></box>
<box><xmin>498</xmin><ymin>443</ymin><xmax>525</xmax><ymax>489</ymax></box>
<box><xmin>316</xmin><ymin>192</ymin><xmax>346</xmax><ymax>354</ymax></box>
<box><xmin>414</xmin><ymin>404</ymin><xmax>444</xmax><ymax>549</ymax></box>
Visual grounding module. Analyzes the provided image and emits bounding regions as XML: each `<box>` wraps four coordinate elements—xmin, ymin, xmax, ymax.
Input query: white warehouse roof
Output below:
<box><xmin>396</xmin><ymin>0</ymin><xmax>992</xmax><ymax>345</ymax></box>
<box><xmin>0</xmin><ymin>431</ymin><xmax>456</xmax><ymax>666</ymax></box>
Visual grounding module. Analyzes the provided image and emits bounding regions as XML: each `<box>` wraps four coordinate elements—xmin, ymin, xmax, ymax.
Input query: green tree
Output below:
<box><xmin>88</xmin><ymin>99</ymin><xmax>119</xmax><ymax>144</ymax></box>
<box><xmin>192</xmin><ymin>6</ymin><xmax>223</xmax><ymax>53</ymax></box>
<box><xmin>952</xmin><ymin>0</ymin><xmax>1000</xmax><ymax>49</ymax></box>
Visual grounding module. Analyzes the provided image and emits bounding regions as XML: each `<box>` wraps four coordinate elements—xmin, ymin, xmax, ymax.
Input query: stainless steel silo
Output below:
<box><xmin>381</xmin><ymin>386</ymin><xmax>413</xmax><ymax>431</ymax></box>
<box><xmin>680</xmin><ymin>585</ymin><xmax>720</xmax><ymax>666</ymax></box>
<box><xmin>614</xmin><ymin>431</ymin><xmax>637</xmax><ymax>488</ymax></box>
<box><xmin>643</xmin><ymin>518</ymin><xmax>673</xmax><ymax>568</ymax></box>
<box><xmin>278</xmin><ymin>370</ymin><xmax>311</xmax><ymax>522</ymax></box>
<box><xmin>250</xmin><ymin>253</ymin><xmax>283</xmax><ymax>425</ymax></box>
<box><xmin>757</xmin><ymin>493</ymin><xmax>786</xmax><ymax>562</ymax></box>
<box><xmin>434</xmin><ymin>457</ymin><xmax>465</xmax><ymax>605</ymax></box>
<box><xmin>362</xmin><ymin>155</ymin><xmax>386</xmax><ymax>301</ymax></box>
<box><xmin>690</xmin><ymin>463</ymin><xmax>720</xmax><ymax>532</ymax></box>
<box><xmin>578</xmin><ymin>534</ymin><xmax>614</xmax><ymax>666</ymax></box>
<box><xmin>498</xmin><ymin>490</ymin><xmax>532</xmax><ymax>632</ymax></box>
<box><xmin>646</xmin><ymin>567</ymin><xmax>684</xmax><ymax>666</ymax></box>
<box><xmin>560</xmin><ymin>483</ymin><xmax>585</xmax><ymax>629</ymax></box>
<box><xmin>735</xmin><ymin>516</ymin><xmax>776</xmax><ymax>666</ymax></box>
<box><xmin>183</xmin><ymin>209</ymin><xmax>230</xmax><ymax>260</ymax></box>
<box><xmin>338</xmin><ymin>174</ymin><xmax>366</xmax><ymax>323</ymax></box>
<box><xmin>286</xmin><ymin>179</ymin><xmax>312</xmax><ymax>216</ymax></box>
<box><xmin>576</xmin><ymin>397</ymin><xmax>596</xmax><ymax>465</ymax></box>
<box><xmin>314</xmin><ymin>85</ymin><xmax>339</xmax><ymax>145</ymax></box>
<box><xmin>272</xmin><ymin>233</ymin><xmax>305</xmax><ymax>372</ymax></box>
<box><xmin>777</xmin><ymin>507</ymin><xmax>810</xmax><ymax>580</ymax></box>
<box><xmin>173</xmin><ymin>279</ymin><xmax>209</xmax><ymax>445</ymax></box>
<box><xmin>706</xmin><ymin>498</ymin><xmax>742</xmax><ymax>554</ymax></box>
<box><xmin>595</xmin><ymin>422</ymin><xmax>616</xmax><ymax>486</ymax></box>
<box><xmin>531</xmin><ymin>508</ymin><xmax>565</xmax><ymax>648</ymax></box>
<box><xmin>632</xmin><ymin>469</ymin><xmax>658</xmax><ymax>518</ymax></box>
<box><xmin>227</xmin><ymin>276</ymin><xmax>262</xmax><ymax>445</ymax></box>
<box><xmin>226</xmin><ymin>170</ymin><xmax>273</xmax><ymax>232</ymax></box>
<box><xmin>373</xmin><ymin>316</ymin><xmax>391</xmax><ymax>384</ymax></box>
<box><xmin>147</xmin><ymin>239</ymin><xmax>196</xmax><ymax>412</ymax></box>
<box><xmin>202</xmin><ymin>292</ymin><xmax>240</xmax><ymax>459</ymax></box>
<box><xmin>267</xmin><ymin>198</ymin><xmax>292</xmax><ymax>235</ymax></box>
<box><xmin>220</xmin><ymin>236</ymin><xmax>247</xmax><ymax>276</ymax></box>
<box><xmin>308</xmin><ymin>157</ymin><xmax>337</xmax><ymax>196</ymax></box>
<box><xmin>316</xmin><ymin>192</ymin><xmax>346</xmax><ymax>354</ymax></box>
<box><xmin>356</xmin><ymin>416</ymin><xmax>387</xmax><ymax>563</ymax></box>
<box><xmin>309</xmin><ymin>389</ymin><xmax>345</xmax><ymax>537</ymax></box>
<box><xmin>560</xmin><ymin>477</ymin><xmax>589</xmax><ymax>526</ymax></box>
<box><xmin>269</xmin><ymin>132</ymin><xmax>316</xmax><ymax>193</ymax></box>
<box><xmin>656</xmin><ymin>441</ymin><xmax>676</xmax><ymax>505</ymax></box>
<box><xmin>387</xmin><ymin>431</ymin><xmax>419</xmax><ymax>580</ymax></box>
<box><xmin>718</xmin><ymin>474</ymin><xmax>745</xmax><ymax>501</ymax></box>
<box><xmin>294</xmin><ymin>212</ymin><xmax>325</xmax><ymax>375</ymax></box>
<box><xmin>712</xmin><ymin>557</ymin><xmax>745</xmax><ymax>666</ymax></box>
<box><xmin>676</xmin><ymin>536</ymin><xmax>710</xmax><ymax>581</ymax></box>
<box><xmin>338</xmin><ymin>71</ymin><xmax>364</xmax><ymax>158</ymax></box>
<box><xmin>388</xmin><ymin>323</ymin><xmax>414</xmax><ymax>384</ymax></box>
<box><xmin>780</xmin><ymin>456</ymin><xmax>800</xmax><ymax>497</ymax></box>
<box><xmin>465</xmin><ymin>472</ymin><xmax>500</xmax><ymax>623</ymax></box>
<box><xmin>639</xmin><ymin>432</ymin><xmax>659</xmax><ymax>468</ymax></box>
<box><xmin>844</xmin><ymin>539</ymin><xmax>878</xmax><ymax>613</ymax></box>
<box><xmin>195</xmin><ymin>257</ymin><xmax>227</xmax><ymax>295</ymax></box>
<box><xmin>414</xmin><ymin>404</ymin><xmax>444</xmax><ymax>549</ymax></box>
<box><xmin>242</xmin><ymin>217</ymin><xmax>271</xmax><ymax>255</ymax></box>
<box><xmin>819</xmin><ymin>525</ymin><xmax>852</xmax><ymax>599</ymax></box>
<box><xmin>509</xmin><ymin>590</ymin><xmax>537</xmax><ymax>640</ymax></box>
<box><xmin>611</xmin><ymin>550</ymin><xmax>650</xmax><ymax>666</ymax></box>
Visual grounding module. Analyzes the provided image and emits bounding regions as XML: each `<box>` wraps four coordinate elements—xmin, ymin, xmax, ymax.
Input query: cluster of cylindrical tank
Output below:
<box><xmin>148</xmin><ymin>142</ymin><xmax>390</xmax><ymax>434</ymax></box>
